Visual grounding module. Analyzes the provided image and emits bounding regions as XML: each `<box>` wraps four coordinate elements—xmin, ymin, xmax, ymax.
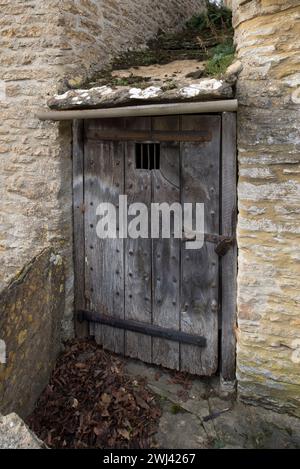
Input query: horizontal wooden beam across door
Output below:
<box><xmin>37</xmin><ymin>100</ymin><xmax>238</xmax><ymax>121</ymax></box>
<box><xmin>85</xmin><ymin>129</ymin><xmax>212</xmax><ymax>142</ymax></box>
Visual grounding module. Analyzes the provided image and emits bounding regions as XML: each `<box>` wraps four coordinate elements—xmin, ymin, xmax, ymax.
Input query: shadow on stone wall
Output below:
<box><xmin>0</xmin><ymin>248</ymin><xmax>65</xmax><ymax>418</ymax></box>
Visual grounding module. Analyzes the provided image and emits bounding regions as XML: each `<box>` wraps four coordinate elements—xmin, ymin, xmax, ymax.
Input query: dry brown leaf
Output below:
<box><xmin>93</xmin><ymin>426</ymin><xmax>102</xmax><ymax>436</ymax></box>
<box><xmin>101</xmin><ymin>393</ymin><xmax>111</xmax><ymax>404</ymax></box>
<box><xmin>26</xmin><ymin>339</ymin><xmax>161</xmax><ymax>449</ymax></box>
<box><xmin>118</xmin><ymin>429</ymin><xmax>130</xmax><ymax>440</ymax></box>
<box><xmin>71</xmin><ymin>398</ymin><xmax>79</xmax><ymax>408</ymax></box>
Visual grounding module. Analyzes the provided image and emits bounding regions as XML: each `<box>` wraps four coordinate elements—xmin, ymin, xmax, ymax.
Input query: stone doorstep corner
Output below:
<box><xmin>0</xmin><ymin>413</ymin><xmax>45</xmax><ymax>450</ymax></box>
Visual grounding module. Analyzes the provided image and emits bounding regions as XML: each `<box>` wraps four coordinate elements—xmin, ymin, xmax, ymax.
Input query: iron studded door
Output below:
<box><xmin>83</xmin><ymin>115</ymin><xmax>222</xmax><ymax>376</ymax></box>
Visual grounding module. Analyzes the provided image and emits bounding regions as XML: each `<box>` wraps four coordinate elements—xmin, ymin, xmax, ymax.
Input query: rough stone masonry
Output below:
<box><xmin>0</xmin><ymin>0</ymin><xmax>205</xmax><ymax>416</ymax></box>
<box><xmin>232</xmin><ymin>0</ymin><xmax>300</xmax><ymax>417</ymax></box>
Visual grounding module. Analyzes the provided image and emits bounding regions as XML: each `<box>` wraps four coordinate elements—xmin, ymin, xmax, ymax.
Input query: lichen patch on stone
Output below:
<box><xmin>48</xmin><ymin>72</ymin><xmax>234</xmax><ymax>110</ymax></box>
<box><xmin>129</xmin><ymin>86</ymin><xmax>162</xmax><ymax>100</ymax></box>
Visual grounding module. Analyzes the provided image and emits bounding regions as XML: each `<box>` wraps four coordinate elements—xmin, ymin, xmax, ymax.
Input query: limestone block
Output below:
<box><xmin>0</xmin><ymin>413</ymin><xmax>44</xmax><ymax>449</ymax></box>
<box><xmin>0</xmin><ymin>249</ymin><xmax>65</xmax><ymax>418</ymax></box>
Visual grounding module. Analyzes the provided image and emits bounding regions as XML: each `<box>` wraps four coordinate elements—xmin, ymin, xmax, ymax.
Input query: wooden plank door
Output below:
<box><xmin>80</xmin><ymin>114</ymin><xmax>226</xmax><ymax>376</ymax></box>
<box><xmin>84</xmin><ymin>118</ymin><xmax>125</xmax><ymax>354</ymax></box>
<box><xmin>124</xmin><ymin>117</ymin><xmax>152</xmax><ymax>362</ymax></box>
<box><xmin>151</xmin><ymin>116</ymin><xmax>181</xmax><ymax>370</ymax></box>
<box><xmin>180</xmin><ymin>115</ymin><xmax>220</xmax><ymax>375</ymax></box>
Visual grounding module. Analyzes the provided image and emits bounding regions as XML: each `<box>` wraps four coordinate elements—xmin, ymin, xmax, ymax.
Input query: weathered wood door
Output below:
<box><xmin>74</xmin><ymin>114</ymin><xmax>237</xmax><ymax>377</ymax></box>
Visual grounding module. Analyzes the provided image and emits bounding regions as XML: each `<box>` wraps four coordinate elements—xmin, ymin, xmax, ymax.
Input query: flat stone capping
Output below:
<box><xmin>48</xmin><ymin>78</ymin><xmax>234</xmax><ymax>111</ymax></box>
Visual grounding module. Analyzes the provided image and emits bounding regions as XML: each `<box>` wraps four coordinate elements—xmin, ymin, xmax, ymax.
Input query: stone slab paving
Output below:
<box><xmin>124</xmin><ymin>360</ymin><xmax>300</xmax><ymax>449</ymax></box>
<box><xmin>0</xmin><ymin>413</ymin><xmax>45</xmax><ymax>449</ymax></box>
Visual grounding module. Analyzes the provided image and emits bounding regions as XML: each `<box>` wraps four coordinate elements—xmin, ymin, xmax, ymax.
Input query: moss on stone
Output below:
<box><xmin>170</xmin><ymin>403</ymin><xmax>185</xmax><ymax>415</ymax></box>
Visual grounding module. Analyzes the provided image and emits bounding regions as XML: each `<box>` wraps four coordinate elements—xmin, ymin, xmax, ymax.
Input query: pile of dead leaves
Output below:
<box><xmin>27</xmin><ymin>340</ymin><xmax>161</xmax><ymax>449</ymax></box>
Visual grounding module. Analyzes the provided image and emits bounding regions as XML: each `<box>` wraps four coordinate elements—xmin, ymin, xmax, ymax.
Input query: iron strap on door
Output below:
<box><xmin>77</xmin><ymin>310</ymin><xmax>207</xmax><ymax>347</ymax></box>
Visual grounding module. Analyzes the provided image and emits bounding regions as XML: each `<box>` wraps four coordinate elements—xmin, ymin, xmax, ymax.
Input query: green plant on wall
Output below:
<box><xmin>186</xmin><ymin>1</ymin><xmax>235</xmax><ymax>77</ymax></box>
<box><xmin>205</xmin><ymin>40</ymin><xmax>235</xmax><ymax>76</ymax></box>
<box><xmin>186</xmin><ymin>1</ymin><xmax>233</xmax><ymax>37</ymax></box>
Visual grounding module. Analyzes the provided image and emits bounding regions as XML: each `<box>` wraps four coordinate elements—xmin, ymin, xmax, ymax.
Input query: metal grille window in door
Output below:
<box><xmin>75</xmin><ymin>114</ymin><xmax>236</xmax><ymax>377</ymax></box>
<box><xmin>135</xmin><ymin>143</ymin><xmax>160</xmax><ymax>170</ymax></box>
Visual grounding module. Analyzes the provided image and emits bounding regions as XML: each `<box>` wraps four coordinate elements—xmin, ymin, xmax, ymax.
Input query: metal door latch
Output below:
<box><xmin>182</xmin><ymin>231</ymin><xmax>235</xmax><ymax>256</ymax></box>
<box><xmin>215</xmin><ymin>236</ymin><xmax>235</xmax><ymax>256</ymax></box>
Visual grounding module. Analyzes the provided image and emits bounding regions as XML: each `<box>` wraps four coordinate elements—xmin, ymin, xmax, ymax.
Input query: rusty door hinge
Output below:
<box><xmin>215</xmin><ymin>236</ymin><xmax>235</xmax><ymax>256</ymax></box>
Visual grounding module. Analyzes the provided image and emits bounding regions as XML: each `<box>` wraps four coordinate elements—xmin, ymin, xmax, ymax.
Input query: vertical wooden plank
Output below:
<box><xmin>84</xmin><ymin>119</ymin><xmax>125</xmax><ymax>354</ymax></box>
<box><xmin>124</xmin><ymin>117</ymin><xmax>152</xmax><ymax>363</ymax></box>
<box><xmin>180</xmin><ymin>115</ymin><xmax>221</xmax><ymax>375</ymax></box>
<box><xmin>221</xmin><ymin>112</ymin><xmax>237</xmax><ymax>382</ymax></box>
<box><xmin>73</xmin><ymin>119</ymin><xmax>88</xmax><ymax>337</ymax></box>
<box><xmin>151</xmin><ymin>116</ymin><xmax>181</xmax><ymax>370</ymax></box>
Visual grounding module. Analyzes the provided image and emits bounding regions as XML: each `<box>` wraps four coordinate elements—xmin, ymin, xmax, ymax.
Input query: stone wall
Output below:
<box><xmin>0</xmin><ymin>249</ymin><xmax>64</xmax><ymax>418</ymax></box>
<box><xmin>0</xmin><ymin>0</ymin><xmax>205</xmax><ymax>336</ymax></box>
<box><xmin>0</xmin><ymin>0</ymin><xmax>73</xmax><ymax>338</ymax></box>
<box><xmin>0</xmin><ymin>0</ymin><xmax>205</xmax><ymax>415</ymax></box>
<box><xmin>60</xmin><ymin>0</ymin><xmax>205</xmax><ymax>87</ymax></box>
<box><xmin>233</xmin><ymin>0</ymin><xmax>300</xmax><ymax>417</ymax></box>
